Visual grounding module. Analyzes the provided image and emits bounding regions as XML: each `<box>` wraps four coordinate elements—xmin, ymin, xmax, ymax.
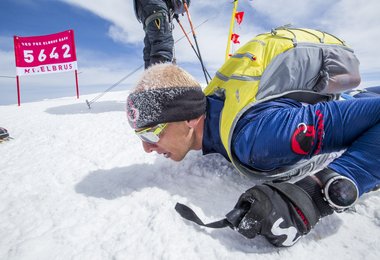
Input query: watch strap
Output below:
<box><xmin>295</xmin><ymin>175</ymin><xmax>334</xmax><ymax>218</ymax></box>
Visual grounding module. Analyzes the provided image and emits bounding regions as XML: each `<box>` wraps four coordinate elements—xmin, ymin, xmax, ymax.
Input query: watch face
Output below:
<box><xmin>327</xmin><ymin>178</ymin><xmax>358</xmax><ymax>208</ymax></box>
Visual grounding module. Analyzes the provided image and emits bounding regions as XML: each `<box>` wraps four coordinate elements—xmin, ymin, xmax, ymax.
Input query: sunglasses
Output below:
<box><xmin>135</xmin><ymin>123</ymin><xmax>168</xmax><ymax>144</ymax></box>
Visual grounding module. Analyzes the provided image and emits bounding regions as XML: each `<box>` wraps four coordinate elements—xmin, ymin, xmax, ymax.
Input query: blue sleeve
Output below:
<box><xmin>328</xmin><ymin>123</ymin><xmax>380</xmax><ymax>195</ymax></box>
<box><xmin>232</xmin><ymin>97</ymin><xmax>380</xmax><ymax>195</ymax></box>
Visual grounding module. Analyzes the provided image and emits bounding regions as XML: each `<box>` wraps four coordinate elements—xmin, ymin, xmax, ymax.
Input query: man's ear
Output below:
<box><xmin>185</xmin><ymin>115</ymin><xmax>204</xmax><ymax>128</ymax></box>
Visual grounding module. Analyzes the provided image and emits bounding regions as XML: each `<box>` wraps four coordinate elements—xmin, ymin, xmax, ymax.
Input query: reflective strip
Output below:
<box><xmin>216</xmin><ymin>70</ymin><xmax>261</xmax><ymax>83</ymax></box>
<box><xmin>295</xmin><ymin>42</ymin><xmax>353</xmax><ymax>52</ymax></box>
<box><xmin>216</xmin><ymin>52</ymin><xmax>262</xmax><ymax>82</ymax></box>
<box><xmin>216</xmin><ymin>72</ymin><xmax>261</xmax><ymax>82</ymax></box>
<box><xmin>215</xmin><ymin>71</ymin><xmax>229</xmax><ymax>82</ymax></box>
<box><xmin>232</xmin><ymin>53</ymin><xmax>255</xmax><ymax>59</ymax></box>
<box><xmin>144</xmin><ymin>11</ymin><xmax>167</xmax><ymax>28</ymax></box>
<box><xmin>231</xmin><ymin>75</ymin><xmax>261</xmax><ymax>81</ymax></box>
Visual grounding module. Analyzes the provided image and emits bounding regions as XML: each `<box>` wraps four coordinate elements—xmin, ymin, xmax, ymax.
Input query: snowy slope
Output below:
<box><xmin>0</xmin><ymin>91</ymin><xmax>379</xmax><ymax>260</ymax></box>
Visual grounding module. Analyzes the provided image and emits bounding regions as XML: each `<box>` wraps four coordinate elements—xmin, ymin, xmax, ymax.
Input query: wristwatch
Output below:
<box><xmin>315</xmin><ymin>168</ymin><xmax>359</xmax><ymax>212</ymax></box>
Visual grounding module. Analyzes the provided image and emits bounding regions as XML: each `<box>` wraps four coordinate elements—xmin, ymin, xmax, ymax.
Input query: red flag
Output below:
<box><xmin>235</xmin><ymin>11</ymin><xmax>245</xmax><ymax>25</ymax></box>
<box><xmin>231</xmin><ymin>33</ymin><xmax>240</xmax><ymax>44</ymax></box>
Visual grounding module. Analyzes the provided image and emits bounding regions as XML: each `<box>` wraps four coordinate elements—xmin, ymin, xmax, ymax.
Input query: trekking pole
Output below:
<box><xmin>182</xmin><ymin>0</ymin><xmax>210</xmax><ymax>84</ymax></box>
<box><xmin>174</xmin><ymin>15</ymin><xmax>212</xmax><ymax>81</ymax></box>
<box><xmin>86</xmin><ymin>65</ymin><xmax>143</xmax><ymax>109</ymax></box>
<box><xmin>0</xmin><ymin>75</ymin><xmax>16</xmax><ymax>79</ymax></box>
<box><xmin>85</xmin><ymin>18</ymin><xmax>212</xmax><ymax>109</ymax></box>
<box><xmin>175</xmin><ymin>16</ymin><xmax>211</xmax><ymax>43</ymax></box>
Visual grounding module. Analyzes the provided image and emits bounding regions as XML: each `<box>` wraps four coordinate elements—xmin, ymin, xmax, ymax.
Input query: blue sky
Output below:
<box><xmin>1</xmin><ymin>0</ymin><xmax>380</xmax><ymax>105</ymax></box>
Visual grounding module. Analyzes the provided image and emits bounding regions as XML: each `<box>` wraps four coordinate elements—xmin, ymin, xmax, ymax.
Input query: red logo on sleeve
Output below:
<box><xmin>291</xmin><ymin>123</ymin><xmax>316</xmax><ymax>155</ymax></box>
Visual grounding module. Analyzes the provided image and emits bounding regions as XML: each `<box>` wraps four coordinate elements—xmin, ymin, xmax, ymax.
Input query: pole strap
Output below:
<box><xmin>175</xmin><ymin>203</ymin><xmax>232</xmax><ymax>228</ymax></box>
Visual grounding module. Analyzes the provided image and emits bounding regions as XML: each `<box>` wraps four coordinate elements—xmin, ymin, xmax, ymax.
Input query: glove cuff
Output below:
<box><xmin>265</xmin><ymin>182</ymin><xmax>320</xmax><ymax>232</ymax></box>
<box><xmin>295</xmin><ymin>174</ymin><xmax>334</xmax><ymax>218</ymax></box>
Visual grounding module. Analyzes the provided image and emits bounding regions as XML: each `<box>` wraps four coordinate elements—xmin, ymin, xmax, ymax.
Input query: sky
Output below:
<box><xmin>1</xmin><ymin>0</ymin><xmax>380</xmax><ymax>105</ymax></box>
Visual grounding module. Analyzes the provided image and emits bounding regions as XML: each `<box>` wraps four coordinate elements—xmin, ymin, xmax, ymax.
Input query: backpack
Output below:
<box><xmin>203</xmin><ymin>26</ymin><xmax>360</xmax><ymax>181</ymax></box>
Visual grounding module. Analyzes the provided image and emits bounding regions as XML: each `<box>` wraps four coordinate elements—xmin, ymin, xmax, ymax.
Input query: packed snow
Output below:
<box><xmin>0</xmin><ymin>91</ymin><xmax>379</xmax><ymax>260</ymax></box>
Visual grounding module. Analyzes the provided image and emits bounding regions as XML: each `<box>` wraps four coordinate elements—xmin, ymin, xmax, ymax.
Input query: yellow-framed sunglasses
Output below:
<box><xmin>135</xmin><ymin>123</ymin><xmax>168</xmax><ymax>144</ymax></box>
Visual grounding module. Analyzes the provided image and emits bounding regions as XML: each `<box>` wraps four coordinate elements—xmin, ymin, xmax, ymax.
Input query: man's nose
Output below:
<box><xmin>142</xmin><ymin>141</ymin><xmax>157</xmax><ymax>153</ymax></box>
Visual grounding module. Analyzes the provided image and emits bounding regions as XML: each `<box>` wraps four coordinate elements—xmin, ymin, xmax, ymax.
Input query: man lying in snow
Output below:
<box><xmin>126</xmin><ymin>28</ymin><xmax>380</xmax><ymax>246</ymax></box>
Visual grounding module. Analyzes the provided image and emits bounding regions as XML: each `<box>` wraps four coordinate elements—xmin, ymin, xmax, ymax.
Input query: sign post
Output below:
<box><xmin>13</xmin><ymin>29</ymin><xmax>79</xmax><ymax>106</ymax></box>
<box><xmin>75</xmin><ymin>69</ymin><xmax>79</xmax><ymax>99</ymax></box>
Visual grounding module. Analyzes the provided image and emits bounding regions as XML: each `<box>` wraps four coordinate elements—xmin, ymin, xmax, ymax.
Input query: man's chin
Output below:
<box><xmin>168</xmin><ymin>152</ymin><xmax>187</xmax><ymax>162</ymax></box>
<box><xmin>169</xmin><ymin>156</ymin><xmax>183</xmax><ymax>162</ymax></box>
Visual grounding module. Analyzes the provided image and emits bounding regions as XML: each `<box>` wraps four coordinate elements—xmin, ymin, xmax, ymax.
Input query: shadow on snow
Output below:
<box><xmin>75</xmin><ymin>156</ymin><xmax>343</xmax><ymax>254</ymax></box>
<box><xmin>45</xmin><ymin>100</ymin><xmax>125</xmax><ymax>115</ymax></box>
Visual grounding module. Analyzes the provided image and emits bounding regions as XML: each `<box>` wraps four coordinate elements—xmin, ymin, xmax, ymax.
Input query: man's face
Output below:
<box><xmin>140</xmin><ymin>121</ymin><xmax>194</xmax><ymax>161</ymax></box>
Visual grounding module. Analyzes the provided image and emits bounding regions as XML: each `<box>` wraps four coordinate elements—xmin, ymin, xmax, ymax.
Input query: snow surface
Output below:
<box><xmin>0</xmin><ymin>91</ymin><xmax>379</xmax><ymax>260</ymax></box>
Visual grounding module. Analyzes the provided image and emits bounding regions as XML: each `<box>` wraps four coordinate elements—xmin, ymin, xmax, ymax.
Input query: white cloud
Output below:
<box><xmin>250</xmin><ymin>0</ymin><xmax>380</xmax><ymax>75</ymax></box>
<box><xmin>60</xmin><ymin>0</ymin><xmax>143</xmax><ymax>43</ymax></box>
<box><xmin>320</xmin><ymin>0</ymin><xmax>380</xmax><ymax>74</ymax></box>
<box><xmin>252</xmin><ymin>0</ymin><xmax>331</xmax><ymax>26</ymax></box>
<box><xmin>0</xmin><ymin>49</ymin><xmax>16</xmax><ymax>76</ymax></box>
<box><xmin>108</xmin><ymin>25</ymin><xmax>134</xmax><ymax>45</ymax></box>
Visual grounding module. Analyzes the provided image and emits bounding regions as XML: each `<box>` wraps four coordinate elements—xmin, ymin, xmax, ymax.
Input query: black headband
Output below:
<box><xmin>126</xmin><ymin>87</ymin><xmax>206</xmax><ymax>129</ymax></box>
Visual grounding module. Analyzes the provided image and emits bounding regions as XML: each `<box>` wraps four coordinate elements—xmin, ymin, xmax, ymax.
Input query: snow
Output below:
<box><xmin>0</xmin><ymin>91</ymin><xmax>379</xmax><ymax>260</ymax></box>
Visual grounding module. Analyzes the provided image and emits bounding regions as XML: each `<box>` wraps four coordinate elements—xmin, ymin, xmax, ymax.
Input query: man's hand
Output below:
<box><xmin>175</xmin><ymin>174</ymin><xmax>335</xmax><ymax>247</ymax></box>
<box><xmin>227</xmin><ymin>181</ymin><xmax>325</xmax><ymax>247</ymax></box>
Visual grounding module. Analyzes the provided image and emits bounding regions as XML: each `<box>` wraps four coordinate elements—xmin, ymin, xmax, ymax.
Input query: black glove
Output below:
<box><xmin>226</xmin><ymin>183</ymin><xmax>312</xmax><ymax>246</ymax></box>
<box><xmin>175</xmin><ymin>173</ymin><xmax>335</xmax><ymax>247</ymax></box>
<box><xmin>227</xmin><ymin>178</ymin><xmax>334</xmax><ymax>247</ymax></box>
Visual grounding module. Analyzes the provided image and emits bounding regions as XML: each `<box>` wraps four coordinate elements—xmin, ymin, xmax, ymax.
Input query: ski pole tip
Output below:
<box><xmin>86</xmin><ymin>99</ymin><xmax>91</xmax><ymax>109</ymax></box>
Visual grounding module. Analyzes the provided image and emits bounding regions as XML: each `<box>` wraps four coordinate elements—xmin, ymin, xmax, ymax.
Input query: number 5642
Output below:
<box><xmin>23</xmin><ymin>44</ymin><xmax>71</xmax><ymax>63</ymax></box>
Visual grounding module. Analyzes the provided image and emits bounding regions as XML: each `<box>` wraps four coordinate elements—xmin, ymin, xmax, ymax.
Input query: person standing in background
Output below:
<box><xmin>133</xmin><ymin>0</ymin><xmax>191</xmax><ymax>69</ymax></box>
